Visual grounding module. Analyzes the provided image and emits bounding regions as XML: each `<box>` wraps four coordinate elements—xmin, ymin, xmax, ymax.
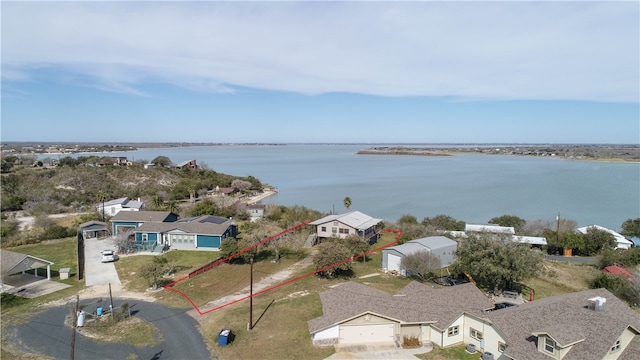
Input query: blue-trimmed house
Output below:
<box><xmin>134</xmin><ymin>215</ymin><xmax>237</xmax><ymax>251</ymax></box>
<box><xmin>110</xmin><ymin>211</ymin><xmax>178</xmax><ymax>235</ymax></box>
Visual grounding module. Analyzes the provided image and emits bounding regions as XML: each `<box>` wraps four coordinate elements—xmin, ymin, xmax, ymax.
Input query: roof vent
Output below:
<box><xmin>588</xmin><ymin>296</ymin><xmax>606</xmax><ymax>313</ymax></box>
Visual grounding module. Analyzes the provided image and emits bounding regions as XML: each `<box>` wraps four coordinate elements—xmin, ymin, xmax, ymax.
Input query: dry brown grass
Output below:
<box><xmin>521</xmin><ymin>260</ymin><xmax>601</xmax><ymax>299</ymax></box>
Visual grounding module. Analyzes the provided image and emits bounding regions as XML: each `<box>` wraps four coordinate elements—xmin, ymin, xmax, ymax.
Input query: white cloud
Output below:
<box><xmin>2</xmin><ymin>1</ymin><xmax>638</xmax><ymax>102</ymax></box>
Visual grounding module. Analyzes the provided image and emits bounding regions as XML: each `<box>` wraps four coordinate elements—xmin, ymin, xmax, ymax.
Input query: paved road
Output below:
<box><xmin>85</xmin><ymin>237</ymin><xmax>121</xmax><ymax>286</ymax></box>
<box><xmin>6</xmin><ymin>298</ymin><xmax>211</xmax><ymax>360</ymax></box>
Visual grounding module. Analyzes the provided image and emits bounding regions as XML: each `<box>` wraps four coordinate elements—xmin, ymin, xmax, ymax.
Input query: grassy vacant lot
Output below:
<box><xmin>521</xmin><ymin>260</ymin><xmax>601</xmax><ymax>300</ymax></box>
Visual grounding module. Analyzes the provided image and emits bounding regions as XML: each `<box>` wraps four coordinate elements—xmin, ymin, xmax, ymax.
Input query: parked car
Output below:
<box><xmin>101</xmin><ymin>249</ymin><xmax>115</xmax><ymax>263</ymax></box>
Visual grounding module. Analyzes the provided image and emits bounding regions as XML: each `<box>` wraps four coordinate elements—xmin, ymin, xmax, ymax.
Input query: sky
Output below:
<box><xmin>1</xmin><ymin>1</ymin><xmax>639</xmax><ymax>144</ymax></box>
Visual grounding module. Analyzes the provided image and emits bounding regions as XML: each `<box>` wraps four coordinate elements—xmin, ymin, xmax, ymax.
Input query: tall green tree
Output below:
<box><xmin>621</xmin><ymin>218</ymin><xmax>640</xmax><ymax>238</ymax></box>
<box><xmin>581</xmin><ymin>227</ymin><xmax>617</xmax><ymax>255</ymax></box>
<box><xmin>453</xmin><ymin>235</ymin><xmax>544</xmax><ymax>291</ymax></box>
<box><xmin>151</xmin><ymin>156</ymin><xmax>172</xmax><ymax>167</ymax></box>
<box><xmin>422</xmin><ymin>214</ymin><xmax>465</xmax><ymax>231</ymax></box>
<box><xmin>489</xmin><ymin>215</ymin><xmax>526</xmax><ymax>233</ymax></box>
<box><xmin>313</xmin><ymin>240</ymin><xmax>354</xmax><ymax>278</ymax></box>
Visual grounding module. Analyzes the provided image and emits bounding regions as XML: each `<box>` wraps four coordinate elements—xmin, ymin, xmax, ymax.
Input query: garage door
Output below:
<box><xmin>339</xmin><ymin>324</ymin><xmax>394</xmax><ymax>344</ymax></box>
<box><xmin>387</xmin><ymin>254</ymin><xmax>402</xmax><ymax>274</ymax></box>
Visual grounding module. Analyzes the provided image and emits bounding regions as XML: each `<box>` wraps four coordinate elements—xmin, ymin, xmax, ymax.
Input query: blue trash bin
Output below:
<box><xmin>218</xmin><ymin>329</ymin><xmax>232</xmax><ymax>346</ymax></box>
<box><xmin>97</xmin><ymin>307</ymin><xmax>103</xmax><ymax>316</ymax></box>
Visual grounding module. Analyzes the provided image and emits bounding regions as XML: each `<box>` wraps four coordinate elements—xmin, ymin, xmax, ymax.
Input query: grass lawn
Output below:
<box><xmin>416</xmin><ymin>345</ymin><xmax>480</xmax><ymax>360</ymax></box>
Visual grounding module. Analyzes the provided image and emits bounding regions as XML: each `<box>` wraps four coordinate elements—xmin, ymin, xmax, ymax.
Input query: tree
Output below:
<box><xmin>398</xmin><ymin>214</ymin><xmax>418</xmax><ymax>225</ymax></box>
<box><xmin>343</xmin><ymin>235</ymin><xmax>370</xmax><ymax>262</ymax></box>
<box><xmin>489</xmin><ymin>215</ymin><xmax>526</xmax><ymax>233</ymax></box>
<box><xmin>452</xmin><ymin>235</ymin><xmax>544</xmax><ymax>291</ymax></box>
<box><xmin>343</xmin><ymin>196</ymin><xmax>352</xmax><ymax>210</ymax></box>
<box><xmin>422</xmin><ymin>215</ymin><xmax>465</xmax><ymax>231</ymax></box>
<box><xmin>113</xmin><ymin>230</ymin><xmax>135</xmax><ymax>254</ymax></box>
<box><xmin>313</xmin><ymin>240</ymin><xmax>353</xmax><ymax>278</ymax></box>
<box><xmin>151</xmin><ymin>195</ymin><xmax>164</xmax><ymax>210</ymax></box>
<box><xmin>581</xmin><ymin>227</ymin><xmax>616</xmax><ymax>255</ymax></box>
<box><xmin>151</xmin><ymin>156</ymin><xmax>172</xmax><ymax>167</ymax></box>
<box><xmin>231</xmin><ymin>179</ymin><xmax>252</xmax><ymax>192</ymax></box>
<box><xmin>400</xmin><ymin>250</ymin><xmax>442</xmax><ymax>281</ymax></box>
<box><xmin>139</xmin><ymin>257</ymin><xmax>169</xmax><ymax>289</ymax></box>
<box><xmin>220</xmin><ymin>238</ymin><xmax>240</xmax><ymax>260</ymax></box>
<box><xmin>621</xmin><ymin>218</ymin><xmax>640</xmax><ymax>238</ymax></box>
<box><xmin>166</xmin><ymin>200</ymin><xmax>180</xmax><ymax>214</ymax></box>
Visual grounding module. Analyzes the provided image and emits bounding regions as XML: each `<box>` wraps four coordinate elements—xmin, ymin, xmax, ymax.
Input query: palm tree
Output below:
<box><xmin>97</xmin><ymin>190</ymin><xmax>106</xmax><ymax>221</ymax></box>
<box><xmin>343</xmin><ymin>196</ymin><xmax>352</xmax><ymax>211</ymax></box>
<box><xmin>167</xmin><ymin>200</ymin><xmax>180</xmax><ymax>214</ymax></box>
<box><xmin>187</xmin><ymin>184</ymin><xmax>196</xmax><ymax>204</ymax></box>
<box><xmin>151</xmin><ymin>195</ymin><xmax>164</xmax><ymax>210</ymax></box>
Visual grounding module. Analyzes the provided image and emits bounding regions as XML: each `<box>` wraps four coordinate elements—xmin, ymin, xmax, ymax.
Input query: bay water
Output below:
<box><xmin>66</xmin><ymin>144</ymin><xmax>639</xmax><ymax>231</ymax></box>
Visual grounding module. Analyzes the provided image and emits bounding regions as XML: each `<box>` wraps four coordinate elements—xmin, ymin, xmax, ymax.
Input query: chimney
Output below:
<box><xmin>588</xmin><ymin>296</ymin><xmax>606</xmax><ymax>313</ymax></box>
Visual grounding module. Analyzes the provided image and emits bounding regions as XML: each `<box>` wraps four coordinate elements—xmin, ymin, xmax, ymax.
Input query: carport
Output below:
<box><xmin>79</xmin><ymin>220</ymin><xmax>109</xmax><ymax>239</ymax></box>
<box><xmin>1</xmin><ymin>249</ymin><xmax>54</xmax><ymax>282</ymax></box>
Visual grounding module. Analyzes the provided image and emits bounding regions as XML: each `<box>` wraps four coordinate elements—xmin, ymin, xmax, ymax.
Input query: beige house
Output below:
<box><xmin>309</xmin><ymin>283</ymin><xmax>640</xmax><ymax>359</ymax></box>
<box><xmin>310</xmin><ymin>211</ymin><xmax>383</xmax><ymax>244</ymax></box>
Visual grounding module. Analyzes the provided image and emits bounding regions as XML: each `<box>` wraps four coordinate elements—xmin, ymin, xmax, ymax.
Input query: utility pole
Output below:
<box><xmin>556</xmin><ymin>212</ymin><xmax>561</xmax><ymax>254</ymax></box>
<box><xmin>249</xmin><ymin>256</ymin><xmax>254</xmax><ymax>330</ymax></box>
<box><xmin>109</xmin><ymin>283</ymin><xmax>114</xmax><ymax>323</ymax></box>
<box><xmin>70</xmin><ymin>295</ymin><xmax>79</xmax><ymax>360</ymax></box>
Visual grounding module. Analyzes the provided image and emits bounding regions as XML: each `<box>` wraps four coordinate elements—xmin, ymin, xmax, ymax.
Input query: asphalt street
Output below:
<box><xmin>85</xmin><ymin>237</ymin><xmax>121</xmax><ymax>286</ymax></box>
<box><xmin>7</xmin><ymin>298</ymin><xmax>211</xmax><ymax>360</ymax></box>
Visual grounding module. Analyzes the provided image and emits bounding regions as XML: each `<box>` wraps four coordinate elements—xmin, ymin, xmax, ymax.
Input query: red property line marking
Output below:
<box><xmin>164</xmin><ymin>225</ymin><xmax>402</xmax><ymax>315</ymax></box>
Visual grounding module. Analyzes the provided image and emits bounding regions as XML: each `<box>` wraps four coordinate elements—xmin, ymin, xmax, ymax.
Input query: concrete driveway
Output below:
<box><xmin>326</xmin><ymin>344</ymin><xmax>432</xmax><ymax>360</ymax></box>
<box><xmin>84</xmin><ymin>237</ymin><xmax>121</xmax><ymax>286</ymax></box>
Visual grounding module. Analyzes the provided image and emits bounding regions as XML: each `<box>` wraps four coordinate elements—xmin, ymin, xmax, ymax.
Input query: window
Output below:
<box><xmin>470</xmin><ymin>328</ymin><xmax>483</xmax><ymax>340</ymax></box>
<box><xmin>339</xmin><ymin>228</ymin><xmax>350</xmax><ymax>234</ymax></box>
<box><xmin>332</xmin><ymin>227</ymin><xmax>337</xmax><ymax>234</ymax></box>
<box><xmin>142</xmin><ymin>234</ymin><xmax>148</xmax><ymax>241</ymax></box>
<box><xmin>498</xmin><ymin>342</ymin><xmax>506</xmax><ymax>352</ymax></box>
<box><xmin>447</xmin><ymin>326</ymin><xmax>459</xmax><ymax>337</ymax></box>
<box><xmin>544</xmin><ymin>337</ymin><xmax>556</xmax><ymax>354</ymax></box>
<box><xmin>611</xmin><ymin>339</ymin><xmax>621</xmax><ymax>352</ymax></box>
<box><xmin>321</xmin><ymin>226</ymin><xmax>326</xmax><ymax>232</ymax></box>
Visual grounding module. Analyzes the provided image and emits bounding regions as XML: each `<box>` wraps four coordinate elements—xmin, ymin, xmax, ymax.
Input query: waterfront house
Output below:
<box><xmin>175</xmin><ymin>159</ymin><xmax>197</xmax><ymax>169</ymax></box>
<box><xmin>310</xmin><ymin>211</ymin><xmax>383</xmax><ymax>244</ymax></box>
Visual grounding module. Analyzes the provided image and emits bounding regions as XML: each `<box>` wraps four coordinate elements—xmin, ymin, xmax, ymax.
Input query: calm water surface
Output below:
<box><xmin>74</xmin><ymin>144</ymin><xmax>640</xmax><ymax>230</ymax></box>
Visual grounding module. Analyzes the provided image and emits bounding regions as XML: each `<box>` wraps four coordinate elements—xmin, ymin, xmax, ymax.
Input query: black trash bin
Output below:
<box><xmin>218</xmin><ymin>328</ymin><xmax>232</xmax><ymax>346</ymax></box>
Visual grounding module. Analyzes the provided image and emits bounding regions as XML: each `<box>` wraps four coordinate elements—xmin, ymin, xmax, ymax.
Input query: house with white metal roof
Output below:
<box><xmin>310</xmin><ymin>211</ymin><xmax>383</xmax><ymax>244</ymax></box>
<box><xmin>97</xmin><ymin>197</ymin><xmax>144</xmax><ymax>217</ymax></box>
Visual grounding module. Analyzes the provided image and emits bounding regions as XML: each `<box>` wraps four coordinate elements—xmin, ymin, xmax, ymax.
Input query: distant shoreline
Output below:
<box><xmin>356</xmin><ymin>145</ymin><xmax>640</xmax><ymax>163</ymax></box>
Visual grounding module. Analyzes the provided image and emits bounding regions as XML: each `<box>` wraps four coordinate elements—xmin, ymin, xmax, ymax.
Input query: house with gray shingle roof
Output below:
<box><xmin>110</xmin><ymin>211</ymin><xmax>178</xmax><ymax>235</ymax></box>
<box><xmin>483</xmin><ymin>288</ymin><xmax>640</xmax><ymax>360</ymax></box>
<box><xmin>308</xmin><ymin>281</ymin><xmax>493</xmax><ymax>347</ymax></box>
<box><xmin>134</xmin><ymin>215</ymin><xmax>237</xmax><ymax>251</ymax></box>
<box><xmin>309</xmin><ymin>283</ymin><xmax>640</xmax><ymax>359</ymax></box>
<box><xmin>310</xmin><ymin>211</ymin><xmax>383</xmax><ymax>245</ymax></box>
